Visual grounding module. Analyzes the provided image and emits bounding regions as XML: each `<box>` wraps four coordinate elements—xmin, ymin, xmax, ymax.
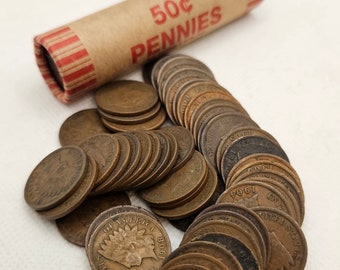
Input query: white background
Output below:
<box><xmin>1</xmin><ymin>0</ymin><xmax>339</xmax><ymax>269</ymax></box>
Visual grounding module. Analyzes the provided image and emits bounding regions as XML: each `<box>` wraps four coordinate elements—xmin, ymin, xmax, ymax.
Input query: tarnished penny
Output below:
<box><xmin>90</xmin><ymin>134</ymin><xmax>131</xmax><ymax>195</ymax></box>
<box><xmin>220</xmin><ymin>136</ymin><xmax>289</xmax><ymax>183</ymax></box>
<box><xmin>101</xmin><ymin>106</ymin><xmax>166</xmax><ymax>132</ymax></box>
<box><xmin>193</xmin><ymin>233</ymin><xmax>260</xmax><ymax>270</ymax></box>
<box><xmin>161</xmin><ymin>126</ymin><xmax>195</xmax><ymax>172</ymax></box>
<box><xmin>86</xmin><ymin>206</ymin><xmax>171</xmax><ymax>270</ymax></box>
<box><xmin>253</xmin><ymin>207</ymin><xmax>307</xmax><ymax>270</ymax></box>
<box><xmin>217</xmin><ymin>181</ymin><xmax>294</xmax><ymax>217</ymax></box>
<box><xmin>95</xmin><ymin>80</ymin><xmax>159</xmax><ymax>116</ymax></box>
<box><xmin>151</xmin><ymin>162</ymin><xmax>218</xmax><ymax>220</ymax></box>
<box><xmin>80</xmin><ymin>134</ymin><xmax>120</xmax><ymax>187</ymax></box>
<box><xmin>59</xmin><ymin>109</ymin><xmax>110</xmax><ymax>146</ymax></box>
<box><xmin>216</xmin><ymin>127</ymin><xmax>279</xmax><ymax>175</ymax></box>
<box><xmin>160</xmin><ymin>252</ymin><xmax>230</xmax><ymax>270</ymax></box>
<box><xmin>139</xmin><ymin>151</ymin><xmax>208</xmax><ymax>209</ymax></box>
<box><xmin>56</xmin><ymin>191</ymin><xmax>131</xmax><ymax>246</ymax></box>
<box><xmin>162</xmin><ymin>241</ymin><xmax>242</xmax><ymax>270</ymax></box>
<box><xmin>24</xmin><ymin>146</ymin><xmax>88</xmax><ymax>211</ymax></box>
<box><xmin>38</xmin><ymin>156</ymin><xmax>98</xmax><ymax>220</ymax></box>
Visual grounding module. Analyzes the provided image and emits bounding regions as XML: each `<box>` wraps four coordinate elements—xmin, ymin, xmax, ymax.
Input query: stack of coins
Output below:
<box><xmin>85</xmin><ymin>205</ymin><xmax>172</xmax><ymax>270</ymax></box>
<box><xmin>95</xmin><ymin>80</ymin><xmax>166</xmax><ymax>132</ymax></box>
<box><xmin>148</xmin><ymin>54</ymin><xmax>307</xmax><ymax>270</ymax></box>
<box><xmin>24</xmin><ymin>146</ymin><xmax>98</xmax><ymax>220</ymax></box>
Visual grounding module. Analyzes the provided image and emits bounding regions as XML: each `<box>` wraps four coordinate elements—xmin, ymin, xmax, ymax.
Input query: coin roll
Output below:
<box><xmin>34</xmin><ymin>0</ymin><xmax>263</xmax><ymax>103</ymax></box>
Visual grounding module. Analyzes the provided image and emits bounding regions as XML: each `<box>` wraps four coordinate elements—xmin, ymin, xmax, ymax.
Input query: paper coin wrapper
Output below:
<box><xmin>34</xmin><ymin>0</ymin><xmax>263</xmax><ymax>103</ymax></box>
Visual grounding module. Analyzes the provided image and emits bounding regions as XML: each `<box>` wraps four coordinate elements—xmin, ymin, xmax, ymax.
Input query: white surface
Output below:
<box><xmin>1</xmin><ymin>0</ymin><xmax>339</xmax><ymax>269</ymax></box>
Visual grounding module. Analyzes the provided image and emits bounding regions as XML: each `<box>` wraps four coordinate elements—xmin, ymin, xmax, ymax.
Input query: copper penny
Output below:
<box><xmin>86</xmin><ymin>206</ymin><xmax>171</xmax><ymax>270</ymax></box>
<box><xmin>95</xmin><ymin>80</ymin><xmax>159</xmax><ymax>116</ymax></box>
<box><xmin>59</xmin><ymin>109</ymin><xmax>110</xmax><ymax>146</ymax></box>
<box><xmin>253</xmin><ymin>207</ymin><xmax>307</xmax><ymax>270</ymax></box>
<box><xmin>160</xmin><ymin>252</ymin><xmax>230</xmax><ymax>270</ymax></box>
<box><xmin>162</xmin><ymin>241</ymin><xmax>242</xmax><ymax>270</ymax></box>
<box><xmin>90</xmin><ymin>134</ymin><xmax>131</xmax><ymax>195</ymax></box>
<box><xmin>101</xmin><ymin>106</ymin><xmax>166</xmax><ymax>132</ymax></box>
<box><xmin>98</xmin><ymin>102</ymin><xmax>161</xmax><ymax>124</ymax></box>
<box><xmin>217</xmin><ymin>181</ymin><xmax>294</xmax><ymax>217</ymax></box>
<box><xmin>220</xmin><ymin>136</ymin><xmax>289</xmax><ymax>183</ymax></box>
<box><xmin>80</xmin><ymin>134</ymin><xmax>120</xmax><ymax>187</ymax></box>
<box><xmin>216</xmin><ymin>127</ymin><xmax>279</xmax><ymax>175</ymax></box>
<box><xmin>38</xmin><ymin>156</ymin><xmax>98</xmax><ymax>220</ymax></box>
<box><xmin>139</xmin><ymin>151</ymin><xmax>208</xmax><ymax>209</ymax></box>
<box><xmin>24</xmin><ymin>146</ymin><xmax>88</xmax><ymax>211</ymax></box>
<box><xmin>193</xmin><ymin>233</ymin><xmax>260</xmax><ymax>270</ymax></box>
<box><xmin>56</xmin><ymin>191</ymin><xmax>131</xmax><ymax>246</ymax></box>
<box><xmin>151</xmin><ymin>162</ymin><xmax>218</xmax><ymax>220</ymax></box>
<box><xmin>199</xmin><ymin>112</ymin><xmax>258</xmax><ymax>169</ymax></box>
<box><xmin>161</xmin><ymin>125</ymin><xmax>195</xmax><ymax>172</ymax></box>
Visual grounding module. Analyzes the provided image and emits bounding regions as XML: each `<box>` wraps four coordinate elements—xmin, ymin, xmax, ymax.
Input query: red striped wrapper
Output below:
<box><xmin>34</xmin><ymin>0</ymin><xmax>263</xmax><ymax>103</ymax></box>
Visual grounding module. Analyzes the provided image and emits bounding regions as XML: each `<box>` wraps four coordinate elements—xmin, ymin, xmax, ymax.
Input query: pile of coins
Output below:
<box><xmin>85</xmin><ymin>205</ymin><xmax>172</xmax><ymax>270</ymax></box>
<box><xmin>147</xmin><ymin>54</ymin><xmax>307</xmax><ymax>269</ymax></box>
<box><xmin>95</xmin><ymin>80</ymin><xmax>166</xmax><ymax>132</ymax></box>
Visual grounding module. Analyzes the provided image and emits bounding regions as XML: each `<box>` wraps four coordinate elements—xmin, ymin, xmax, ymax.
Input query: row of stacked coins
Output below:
<box><xmin>148</xmin><ymin>54</ymin><xmax>307</xmax><ymax>270</ymax></box>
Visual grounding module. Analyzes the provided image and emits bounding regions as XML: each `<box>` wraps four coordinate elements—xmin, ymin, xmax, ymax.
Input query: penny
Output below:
<box><xmin>220</xmin><ymin>136</ymin><xmax>289</xmax><ymax>183</ymax></box>
<box><xmin>151</xmin><ymin>54</ymin><xmax>174</xmax><ymax>91</ymax></box>
<box><xmin>198</xmin><ymin>112</ymin><xmax>258</xmax><ymax>168</ymax></box>
<box><xmin>101</xmin><ymin>106</ymin><xmax>166</xmax><ymax>132</ymax></box>
<box><xmin>161</xmin><ymin>125</ymin><xmax>195</xmax><ymax>172</ymax></box>
<box><xmin>95</xmin><ymin>80</ymin><xmax>159</xmax><ymax>116</ymax></box>
<box><xmin>139</xmin><ymin>151</ymin><xmax>208</xmax><ymax>209</ymax></box>
<box><xmin>217</xmin><ymin>181</ymin><xmax>294</xmax><ymax>217</ymax></box>
<box><xmin>58</xmin><ymin>109</ymin><xmax>110</xmax><ymax>146</ymax></box>
<box><xmin>252</xmin><ymin>207</ymin><xmax>308</xmax><ymax>270</ymax></box>
<box><xmin>151</xmin><ymin>162</ymin><xmax>218</xmax><ymax>220</ymax></box>
<box><xmin>117</xmin><ymin>131</ymin><xmax>154</xmax><ymax>190</ymax></box>
<box><xmin>236</xmin><ymin>176</ymin><xmax>302</xmax><ymax>225</ymax></box>
<box><xmin>90</xmin><ymin>134</ymin><xmax>131</xmax><ymax>195</ymax></box>
<box><xmin>24</xmin><ymin>146</ymin><xmax>88</xmax><ymax>211</ymax></box>
<box><xmin>80</xmin><ymin>134</ymin><xmax>120</xmax><ymax>187</ymax></box>
<box><xmin>216</xmin><ymin>128</ymin><xmax>279</xmax><ymax>175</ymax></box>
<box><xmin>56</xmin><ymin>191</ymin><xmax>131</xmax><ymax>246</ymax></box>
<box><xmin>98</xmin><ymin>102</ymin><xmax>161</xmax><ymax>124</ymax></box>
<box><xmin>162</xmin><ymin>241</ymin><xmax>242</xmax><ymax>270</ymax></box>
<box><xmin>160</xmin><ymin>252</ymin><xmax>230</xmax><ymax>270</ymax></box>
<box><xmin>163</xmin><ymin>264</ymin><xmax>209</xmax><ymax>270</ymax></box>
<box><xmin>38</xmin><ymin>156</ymin><xmax>98</xmax><ymax>220</ymax></box>
<box><xmin>107</xmin><ymin>132</ymin><xmax>142</xmax><ymax>191</ymax></box>
<box><xmin>142</xmin><ymin>57</ymin><xmax>159</xmax><ymax>85</ymax></box>
<box><xmin>193</xmin><ymin>233</ymin><xmax>260</xmax><ymax>270</ymax></box>
<box><xmin>86</xmin><ymin>206</ymin><xmax>171</xmax><ymax>270</ymax></box>
<box><xmin>186</xmin><ymin>208</ymin><xmax>268</xmax><ymax>268</ymax></box>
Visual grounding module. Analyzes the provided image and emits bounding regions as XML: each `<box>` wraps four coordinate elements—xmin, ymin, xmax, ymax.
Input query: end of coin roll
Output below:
<box><xmin>34</xmin><ymin>26</ymin><xmax>98</xmax><ymax>103</ymax></box>
<box><xmin>246</xmin><ymin>0</ymin><xmax>264</xmax><ymax>13</ymax></box>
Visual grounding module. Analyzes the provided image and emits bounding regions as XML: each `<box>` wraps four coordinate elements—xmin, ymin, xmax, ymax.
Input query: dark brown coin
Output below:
<box><xmin>80</xmin><ymin>134</ymin><xmax>120</xmax><ymax>187</ymax></box>
<box><xmin>86</xmin><ymin>206</ymin><xmax>171</xmax><ymax>270</ymax></box>
<box><xmin>151</xmin><ymin>54</ymin><xmax>173</xmax><ymax>91</ymax></box>
<box><xmin>199</xmin><ymin>113</ymin><xmax>258</xmax><ymax>169</ymax></box>
<box><xmin>220</xmin><ymin>136</ymin><xmax>289</xmax><ymax>183</ymax></box>
<box><xmin>95</xmin><ymin>80</ymin><xmax>159</xmax><ymax>116</ymax></box>
<box><xmin>216</xmin><ymin>127</ymin><xmax>279</xmax><ymax>174</ymax></box>
<box><xmin>162</xmin><ymin>241</ymin><xmax>242</xmax><ymax>270</ymax></box>
<box><xmin>151</xmin><ymin>162</ymin><xmax>218</xmax><ymax>220</ymax></box>
<box><xmin>90</xmin><ymin>134</ymin><xmax>131</xmax><ymax>195</ymax></box>
<box><xmin>38</xmin><ymin>156</ymin><xmax>98</xmax><ymax>220</ymax></box>
<box><xmin>160</xmin><ymin>252</ymin><xmax>230</xmax><ymax>270</ymax></box>
<box><xmin>252</xmin><ymin>207</ymin><xmax>308</xmax><ymax>270</ymax></box>
<box><xmin>101</xmin><ymin>106</ymin><xmax>166</xmax><ymax>132</ymax></box>
<box><xmin>98</xmin><ymin>102</ymin><xmax>161</xmax><ymax>124</ymax></box>
<box><xmin>139</xmin><ymin>151</ymin><xmax>208</xmax><ymax>209</ymax></box>
<box><xmin>193</xmin><ymin>233</ymin><xmax>260</xmax><ymax>270</ymax></box>
<box><xmin>58</xmin><ymin>109</ymin><xmax>110</xmax><ymax>146</ymax></box>
<box><xmin>161</xmin><ymin>126</ymin><xmax>195</xmax><ymax>172</ymax></box>
<box><xmin>24</xmin><ymin>146</ymin><xmax>88</xmax><ymax>211</ymax></box>
<box><xmin>142</xmin><ymin>57</ymin><xmax>159</xmax><ymax>85</ymax></box>
<box><xmin>56</xmin><ymin>191</ymin><xmax>131</xmax><ymax>246</ymax></box>
<box><xmin>217</xmin><ymin>181</ymin><xmax>294</xmax><ymax>217</ymax></box>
